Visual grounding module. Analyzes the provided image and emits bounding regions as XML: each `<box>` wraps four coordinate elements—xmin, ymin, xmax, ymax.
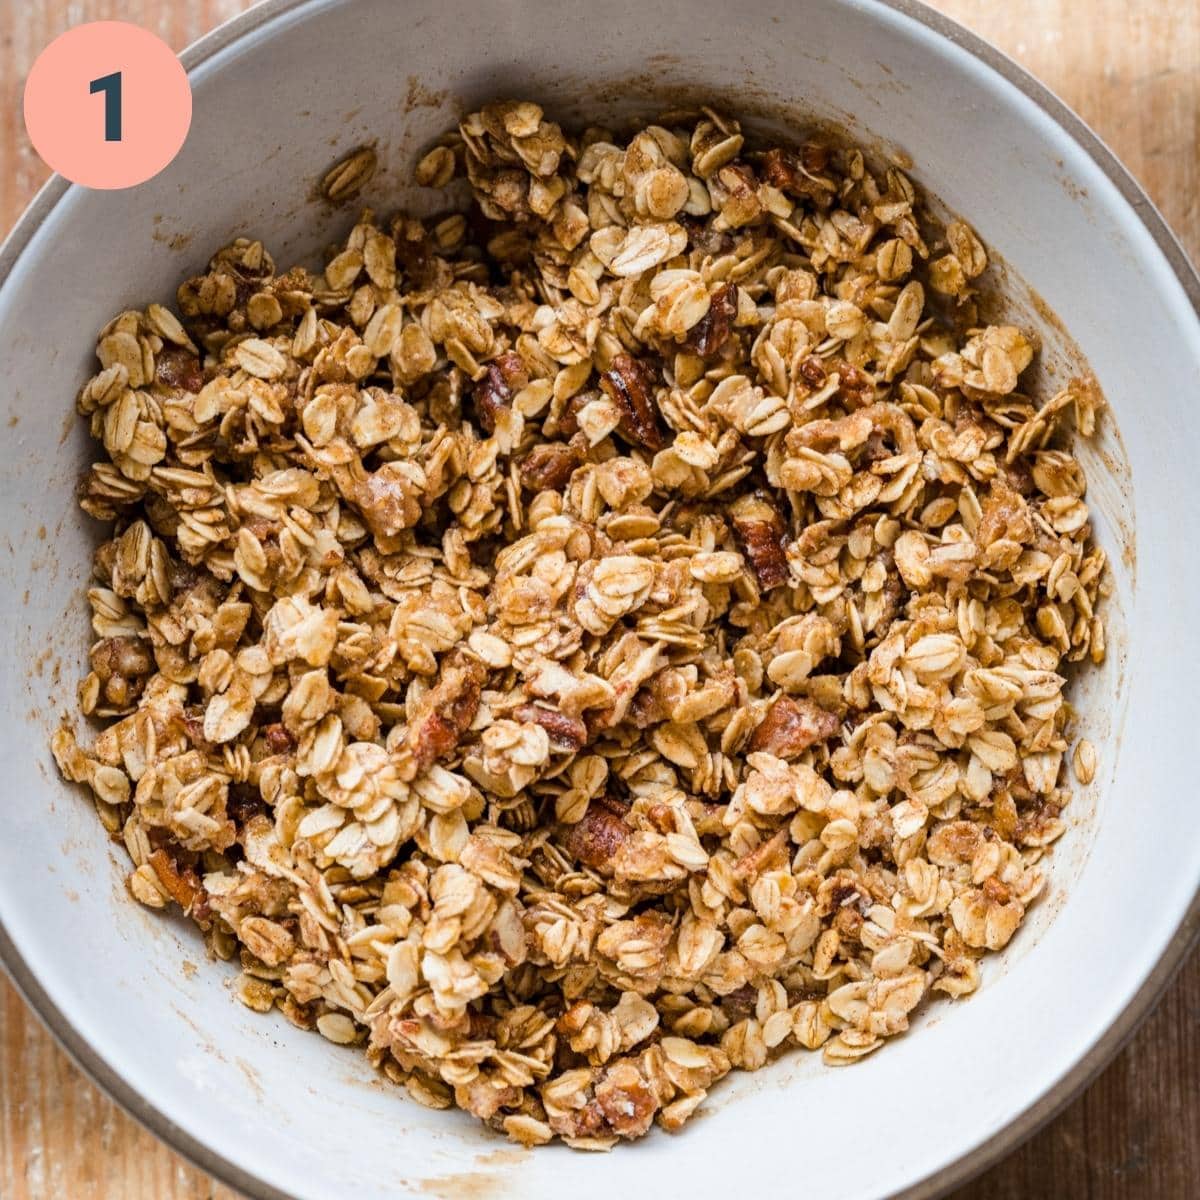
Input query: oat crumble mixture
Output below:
<box><xmin>52</xmin><ymin>101</ymin><xmax>1107</xmax><ymax>1149</ymax></box>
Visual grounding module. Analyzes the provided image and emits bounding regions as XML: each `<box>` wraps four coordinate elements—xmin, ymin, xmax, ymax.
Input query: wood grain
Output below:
<box><xmin>1</xmin><ymin>2</ymin><xmax>1197</xmax><ymax>1197</ymax></box>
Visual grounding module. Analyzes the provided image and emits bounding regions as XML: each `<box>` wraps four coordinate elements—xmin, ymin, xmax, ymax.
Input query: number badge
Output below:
<box><xmin>24</xmin><ymin>21</ymin><xmax>191</xmax><ymax>190</ymax></box>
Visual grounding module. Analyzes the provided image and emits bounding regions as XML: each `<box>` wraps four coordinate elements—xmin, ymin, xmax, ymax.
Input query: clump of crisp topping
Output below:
<box><xmin>53</xmin><ymin>99</ymin><xmax>1107</xmax><ymax>1151</ymax></box>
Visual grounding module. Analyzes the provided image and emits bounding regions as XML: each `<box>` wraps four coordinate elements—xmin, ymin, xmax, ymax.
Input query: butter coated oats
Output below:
<box><xmin>52</xmin><ymin>100</ymin><xmax>1107</xmax><ymax>1148</ymax></box>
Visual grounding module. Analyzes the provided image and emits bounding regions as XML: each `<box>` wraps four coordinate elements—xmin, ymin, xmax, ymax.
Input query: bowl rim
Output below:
<box><xmin>1</xmin><ymin>1</ymin><xmax>1198</xmax><ymax>1197</ymax></box>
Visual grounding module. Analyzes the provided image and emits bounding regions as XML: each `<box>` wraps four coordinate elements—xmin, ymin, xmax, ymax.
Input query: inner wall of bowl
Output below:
<box><xmin>2</xmin><ymin>1</ymin><xmax>1196</xmax><ymax>1199</ymax></box>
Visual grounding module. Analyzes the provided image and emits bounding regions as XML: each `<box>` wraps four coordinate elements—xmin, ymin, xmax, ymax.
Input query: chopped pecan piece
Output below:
<box><xmin>599</xmin><ymin>354</ymin><xmax>664</xmax><ymax>451</ymax></box>
<box><xmin>512</xmin><ymin>703</ymin><xmax>587</xmax><ymax>752</ymax></box>
<box><xmin>519</xmin><ymin>441</ymin><xmax>582</xmax><ymax>492</ymax></box>
<box><xmin>180</xmin><ymin>709</ymin><xmax>212</xmax><ymax>752</ymax></box>
<box><xmin>593</xmin><ymin>1060</ymin><xmax>658</xmax><ymax>1138</ymax></box>
<box><xmin>408</xmin><ymin>655</ymin><xmax>486</xmax><ymax>769</ymax></box>
<box><xmin>799</xmin><ymin>355</ymin><xmax>873</xmax><ymax>406</ymax></box>
<box><xmin>155</xmin><ymin>347</ymin><xmax>204</xmax><ymax>393</ymax></box>
<box><xmin>982</xmin><ymin>876</ymin><xmax>1012</xmax><ymax>905</ymax></box>
<box><xmin>874</xmin><ymin>565</ymin><xmax>906</xmax><ymax>630</ymax></box>
<box><xmin>685</xmin><ymin>281</ymin><xmax>737</xmax><ymax>358</ymax></box>
<box><xmin>561</xmin><ymin>795</ymin><xmax>632</xmax><ymax>876</ymax></box>
<box><xmin>550</xmin><ymin>389</ymin><xmax>593</xmax><ymax>440</ymax></box>
<box><xmin>799</xmin><ymin>354</ymin><xmax>827</xmax><ymax>388</ymax></box>
<box><xmin>800</xmin><ymin>141</ymin><xmax>830</xmax><ymax>173</ymax></box>
<box><xmin>262</xmin><ymin>723</ymin><xmax>295</xmax><ymax>755</ymax></box>
<box><xmin>455</xmin><ymin>1077</ymin><xmax>522</xmax><ymax>1121</ymax></box>
<box><xmin>1015</xmin><ymin>799</ymin><xmax>1064</xmax><ymax>847</ymax></box>
<box><xmin>761</xmin><ymin>146</ymin><xmax>835</xmax><ymax>201</ymax></box>
<box><xmin>473</xmin><ymin>350</ymin><xmax>528</xmax><ymax>433</ymax></box>
<box><xmin>90</xmin><ymin>635</ymin><xmax>155</xmax><ymax>709</ymax></box>
<box><xmin>345</xmin><ymin>464</ymin><xmax>423</xmax><ymax>541</ymax></box>
<box><xmin>91</xmin><ymin>635</ymin><xmax>153</xmax><ymax>678</ymax></box>
<box><xmin>749</xmin><ymin>696</ymin><xmax>841</xmax><ymax>757</ymax></box>
<box><xmin>832</xmin><ymin>359</ymin><xmax>874</xmax><ymax>407</ymax></box>
<box><xmin>549</xmin><ymin>1099</ymin><xmax>606</xmax><ymax>1140</ymax></box>
<box><xmin>731</xmin><ymin>493</ymin><xmax>790</xmax><ymax>591</ymax></box>
<box><xmin>762</xmin><ymin>147</ymin><xmax>799</xmax><ymax>192</ymax></box>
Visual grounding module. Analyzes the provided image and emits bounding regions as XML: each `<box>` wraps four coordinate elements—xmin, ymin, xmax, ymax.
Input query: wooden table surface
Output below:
<box><xmin>1</xmin><ymin>1</ymin><xmax>1198</xmax><ymax>1196</ymax></box>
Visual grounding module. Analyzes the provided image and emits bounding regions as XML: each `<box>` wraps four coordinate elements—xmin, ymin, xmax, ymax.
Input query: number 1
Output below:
<box><xmin>89</xmin><ymin>71</ymin><xmax>122</xmax><ymax>142</ymax></box>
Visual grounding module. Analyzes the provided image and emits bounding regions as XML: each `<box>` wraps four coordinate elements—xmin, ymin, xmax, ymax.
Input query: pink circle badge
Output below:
<box><xmin>24</xmin><ymin>21</ymin><xmax>192</xmax><ymax>190</ymax></box>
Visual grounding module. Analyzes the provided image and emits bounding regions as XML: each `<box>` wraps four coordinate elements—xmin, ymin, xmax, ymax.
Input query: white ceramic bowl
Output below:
<box><xmin>2</xmin><ymin>1</ymin><xmax>1198</xmax><ymax>1197</ymax></box>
